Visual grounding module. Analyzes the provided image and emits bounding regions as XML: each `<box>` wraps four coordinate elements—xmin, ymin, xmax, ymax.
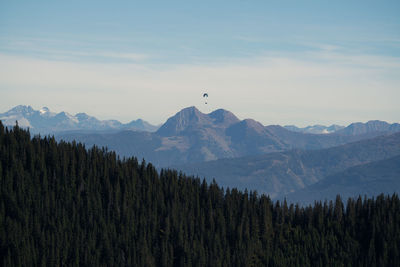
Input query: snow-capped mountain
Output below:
<box><xmin>284</xmin><ymin>124</ymin><xmax>345</xmax><ymax>134</ymax></box>
<box><xmin>0</xmin><ymin>105</ymin><xmax>159</xmax><ymax>134</ymax></box>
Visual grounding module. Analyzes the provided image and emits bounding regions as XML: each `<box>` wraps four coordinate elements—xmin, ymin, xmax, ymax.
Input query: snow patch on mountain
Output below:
<box><xmin>284</xmin><ymin>124</ymin><xmax>345</xmax><ymax>134</ymax></box>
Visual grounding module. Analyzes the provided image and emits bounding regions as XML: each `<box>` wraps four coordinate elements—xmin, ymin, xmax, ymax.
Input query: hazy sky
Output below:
<box><xmin>1</xmin><ymin>1</ymin><xmax>399</xmax><ymax>126</ymax></box>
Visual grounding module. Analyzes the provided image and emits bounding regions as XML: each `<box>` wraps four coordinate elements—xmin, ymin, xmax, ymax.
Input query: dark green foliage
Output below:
<box><xmin>1</xmin><ymin>121</ymin><xmax>399</xmax><ymax>266</ymax></box>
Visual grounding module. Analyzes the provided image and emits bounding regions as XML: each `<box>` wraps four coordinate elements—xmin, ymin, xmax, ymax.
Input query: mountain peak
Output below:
<box><xmin>39</xmin><ymin>107</ymin><xmax>50</xmax><ymax>114</ymax></box>
<box><xmin>10</xmin><ymin>105</ymin><xmax>34</xmax><ymax>114</ymax></box>
<box><xmin>173</xmin><ymin>106</ymin><xmax>206</xmax><ymax>123</ymax></box>
<box><xmin>124</xmin><ymin>119</ymin><xmax>159</xmax><ymax>132</ymax></box>
<box><xmin>156</xmin><ymin>106</ymin><xmax>209</xmax><ymax>136</ymax></box>
<box><xmin>75</xmin><ymin>113</ymin><xmax>91</xmax><ymax>120</ymax></box>
<box><xmin>208</xmin><ymin>109</ymin><xmax>240</xmax><ymax>127</ymax></box>
<box><xmin>178</xmin><ymin>106</ymin><xmax>201</xmax><ymax>114</ymax></box>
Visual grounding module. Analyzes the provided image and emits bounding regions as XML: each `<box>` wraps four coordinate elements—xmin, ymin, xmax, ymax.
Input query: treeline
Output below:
<box><xmin>0</xmin><ymin>122</ymin><xmax>399</xmax><ymax>266</ymax></box>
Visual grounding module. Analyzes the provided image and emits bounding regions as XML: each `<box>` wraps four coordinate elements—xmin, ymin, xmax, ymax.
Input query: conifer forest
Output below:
<box><xmin>1</xmin><ymin>122</ymin><xmax>399</xmax><ymax>266</ymax></box>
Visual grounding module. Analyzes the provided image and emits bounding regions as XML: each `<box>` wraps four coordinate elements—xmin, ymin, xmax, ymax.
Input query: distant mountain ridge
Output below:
<box><xmin>3</xmin><ymin>105</ymin><xmax>399</xmax><ymax>138</ymax></box>
<box><xmin>0</xmin><ymin>105</ymin><xmax>159</xmax><ymax>133</ymax></box>
<box><xmin>284</xmin><ymin>120</ymin><xmax>400</xmax><ymax>135</ymax></box>
<box><xmin>335</xmin><ymin>120</ymin><xmax>400</xmax><ymax>136</ymax></box>
<box><xmin>57</xmin><ymin>106</ymin><xmax>400</xmax><ymax>167</ymax></box>
<box><xmin>284</xmin><ymin>124</ymin><xmax>345</xmax><ymax>134</ymax></box>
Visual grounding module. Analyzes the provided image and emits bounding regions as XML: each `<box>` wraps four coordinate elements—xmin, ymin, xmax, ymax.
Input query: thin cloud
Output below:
<box><xmin>0</xmin><ymin>37</ymin><xmax>149</xmax><ymax>62</ymax></box>
<box><xmin>0</xmin><ymin>50</ymin><xmax>399</xmax><ymax>126</ymax></box>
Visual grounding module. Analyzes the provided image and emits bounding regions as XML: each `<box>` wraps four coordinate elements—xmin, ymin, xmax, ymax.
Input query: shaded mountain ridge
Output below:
<box><xmin>175</xmin><ymin>132</ymin><xmax>400</xmax><ymax>198</ymax></box>
<box><xmin>284</xmin><ymin>154</ymin><xmax>400</xmax><ymax>205</ymax></box>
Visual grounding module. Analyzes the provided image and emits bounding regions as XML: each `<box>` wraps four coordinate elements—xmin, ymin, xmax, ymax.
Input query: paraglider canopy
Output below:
<box><xmin>203</xmin><ymin>93</ymin><xmax>208</xmax><ymax>104</ymax></box>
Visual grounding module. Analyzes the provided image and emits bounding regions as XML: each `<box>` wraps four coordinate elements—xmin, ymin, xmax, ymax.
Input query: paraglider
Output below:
<box><xmin>203</xmin><ymin>93</ymin><xmax>208</xmax><ymax>104</ymax></box>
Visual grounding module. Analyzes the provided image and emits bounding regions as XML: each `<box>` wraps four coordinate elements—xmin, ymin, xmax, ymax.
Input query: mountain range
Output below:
<box><xmin>2</xmin><ymin>105</ymin><xmax>399</xmax><ymax>141</ymax></box>
<box><xmin>56</xmin><ymin>106</ymin><xmax>400</xmax><ymax>167</ymax></box>
<box><xmin>0</xmin><ymin>105</ymin><xmax>159</xmax><ymax>133</ymax></box>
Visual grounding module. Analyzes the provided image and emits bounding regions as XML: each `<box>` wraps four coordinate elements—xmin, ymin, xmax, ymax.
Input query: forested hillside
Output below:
<box><xmin>1</xmin><ymin>122</ymin><xmax>399</xmax><ymax>266</ymax></box>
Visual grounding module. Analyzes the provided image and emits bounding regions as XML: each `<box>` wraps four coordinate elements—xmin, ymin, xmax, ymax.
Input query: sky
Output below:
<box><xmin>1</xmin><ymin>0</ymin><xmax>399</xmax><ymax>126</ymax></box>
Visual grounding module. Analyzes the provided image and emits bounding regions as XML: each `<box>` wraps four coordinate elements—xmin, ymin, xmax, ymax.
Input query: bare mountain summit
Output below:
<box><xmin>156</xmin><ymin>106</ymin><xmax>239</xmax><ymax>136</ymax></box>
